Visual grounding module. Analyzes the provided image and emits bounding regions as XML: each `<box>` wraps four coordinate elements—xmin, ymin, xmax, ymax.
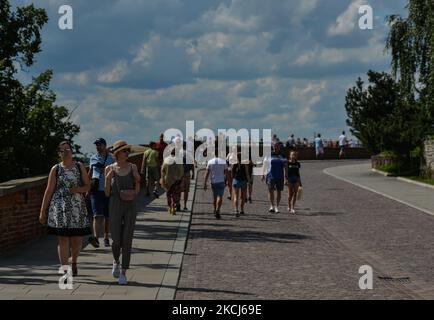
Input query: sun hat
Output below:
<box><xmin>111</xmin><ymin>140</ymin><xmax>132</xmax><ymax>156</ymax></box>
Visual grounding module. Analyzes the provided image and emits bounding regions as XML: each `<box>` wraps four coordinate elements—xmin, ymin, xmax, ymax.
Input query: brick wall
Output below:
<box><xmin>290</xmin><ymin>147</ymin><xmax>372</xmax><ymax>160</ymax></box>
<box><xmin>0</xmin><ymin>179</ymin><xmax>48</xmax><ymax>254</ymax></box>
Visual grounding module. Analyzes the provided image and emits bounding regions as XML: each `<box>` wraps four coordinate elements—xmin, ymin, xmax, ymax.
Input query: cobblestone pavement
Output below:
<box><xmin>176</xmin><ymin>160</ymin><xmax>434</xmax><ymax>300</ymax></box>
<box><xmin>0</xmin><ymin>179</ymin><xmax>195</xmax><ymax>300</ymax></box>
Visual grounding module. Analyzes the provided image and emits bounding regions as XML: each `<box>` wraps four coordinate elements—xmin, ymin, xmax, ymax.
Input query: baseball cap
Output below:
<box><xmin>93</xmin><ymin>138</ymin><xmax>107</xmax><ymax>145</ymax></box>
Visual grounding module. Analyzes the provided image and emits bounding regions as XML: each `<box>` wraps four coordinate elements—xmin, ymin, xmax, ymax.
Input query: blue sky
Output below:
<box><xmin>13</xmin><ymin>0</ymin><xmax>408</xmax><ymax>154</ymax></box>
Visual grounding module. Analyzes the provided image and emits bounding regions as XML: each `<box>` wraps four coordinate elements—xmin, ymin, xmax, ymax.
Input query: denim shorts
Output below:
<box><xmin>90</xmin><ymin>191</ymin><xmax>110</xmax><ymax>218</ymax></box>
<box><xmin>288</xmin><ymin>176</ymin><xmax>300</xmax><ymax>187</ymax></box>
<box><xmin>211</xmin><ymin>182</ymin><xmax>226</xmax><ymax>198</ymax></box>
<box><xmin>232</xmin><ymin>179</ymin><xmax>247</xmax><ymax>190</ymax></box>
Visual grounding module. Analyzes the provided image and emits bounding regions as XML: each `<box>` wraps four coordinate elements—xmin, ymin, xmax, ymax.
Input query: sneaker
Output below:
<box><xmin>274</xmin><ymin>206</ymin><xmax>280</xmax><ymax>213</ymax></box>
<box><xmin>215</xmin><ymin>211</ymin><xmax>221</xmax><ymax>219</ymax></box>
<box><xmin>118</xmin><ymin>274</ymin><xmax>128</xmax><ymax>285</ymax></box>
<box><xmin>291</xmin><ymin>209</ymin><xmax>296</xmax><ymax>214</ymax></box>
<box><xmin>287</xmin><ymin>207</ymin><xmax>291</xmax><ymax>213</ymax></box>
<box><xmin>104</xmin><ymin>238</ymin><xmax>110</xmax><ymax>247</ymax></box>
<box><xmin>240</xmin><ymin>211</ymin><xmax>245</xmax><ymax>215</ymax></box>
<box><xmin>112</xmin><ymin>261</ymin><xmax>120</xmax><ymax>279</ymax></box>
<box><xmin>183</xmin><ymin>207</ymin><xmax>188</xmax><ymax>211</ymax></box>
<box><xmin>60</xmin><ymin>271</ymin><xmax>69</xmax><ymax>285</ymax></box>
<box><xmin>89</xmin><ymin>237</ymin><xmax>100</xmax><ymax>248</ymax></box>
<box><xmin>269</xmin><ymin>206</ymin><xmax>275</xmax><ymax>213</ymax></box>
<box><xmin>235</xmin><ymin>211</ymin><xmax>240</xmax><ymax>218</ymax></box>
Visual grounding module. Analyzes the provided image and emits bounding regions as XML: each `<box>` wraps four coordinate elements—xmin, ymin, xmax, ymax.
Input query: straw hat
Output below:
<box><xmin>111</xmin><ymin>140</ymin><xmax>131</xmax><ymax>156</ymax></box>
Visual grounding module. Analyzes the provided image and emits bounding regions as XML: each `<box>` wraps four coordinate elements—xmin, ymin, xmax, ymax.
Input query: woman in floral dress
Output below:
<box><xmin>40</xmin><ymin>141</ymin><xmax>91</xmax><ymax>278</ymax></box>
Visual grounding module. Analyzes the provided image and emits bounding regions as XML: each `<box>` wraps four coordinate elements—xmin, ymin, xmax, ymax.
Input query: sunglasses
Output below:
<box><xmin>122</xmin><ymin>149</ymin><xmax>131</xmax><ymax>154</ymax></box>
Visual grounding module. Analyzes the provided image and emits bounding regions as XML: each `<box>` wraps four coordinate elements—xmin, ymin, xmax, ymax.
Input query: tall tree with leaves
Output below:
<box><xmin>0</xmin><ymin>0</ymin><xmax>80</xmax><ymax>182</ymax></box>
<box><xmin>345</xmin><ymin>70</ymin><xmax>423</xmax><ymax>156</ymax></box>
<box><xmin>386</xmin><ymin>0</ymin><xmax>434</xmax><ymax>128</ymax></box>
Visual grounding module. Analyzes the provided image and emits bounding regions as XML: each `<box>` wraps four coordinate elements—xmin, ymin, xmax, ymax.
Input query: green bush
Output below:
<box><xmin>378</xmin><ymin>163</ymin><xmax>400</xmax><ymax>174</ymax></box>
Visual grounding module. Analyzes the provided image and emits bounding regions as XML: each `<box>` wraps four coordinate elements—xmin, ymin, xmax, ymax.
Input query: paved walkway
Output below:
<box><xmin>324</xmin><ymin>162</ymin><xmax>434</xmax><ymax>216</ymax></box>
<box><xmin>0</xmin><ymin>178</ymin><xmax>195</xmax><ymax>300</ymax></box>
<box><xmin>2</xmin><ymin>160</ymin><xmax>434</xmax><ymax>300</ymax></box>
<box><xmin>176</xmin><ymin>160</ymin><xmax>434</xmax><ymax>300</ymax></box>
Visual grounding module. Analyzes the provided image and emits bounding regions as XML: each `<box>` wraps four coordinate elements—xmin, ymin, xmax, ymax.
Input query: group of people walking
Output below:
<box><xmin>38</xmin><ymin>133</ymin><xmax>305</xmax><ymax>285</ymax></box>
<box><xmin>204</xmin><ymin>142</ymin><xmax>302</xmax><ymax>219</ymax></box>
<box><xmin>39</xmin><ymin>137</ymin><xmax>161</xmax><ymax>285</ymax></box>
<box><xmin>39</xmin><ymin>133</ymin><xmax>198</xmax><ymax>286</ymax></box>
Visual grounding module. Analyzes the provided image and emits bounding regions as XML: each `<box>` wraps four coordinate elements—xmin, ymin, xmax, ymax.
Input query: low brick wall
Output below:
<box><xmin>292</xmin><ymin>147</ymin><xmax>372</xmax><ymax>160</ymax></box>
<box><xmin>371</xmin><ymin>155</ymin><xmax>399</xmax><ymax>170</ymax></box>
<box><xmin>0</xmin><ymin>177</ymin><xmax>48</xmax><ymax>254</ymax></box>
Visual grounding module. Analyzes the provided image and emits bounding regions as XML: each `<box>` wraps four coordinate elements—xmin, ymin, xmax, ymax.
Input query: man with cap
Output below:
<box><xmin>88</xmin><ymin>138</ymin><xmax>114</xmax><ymax>248</ymax></box>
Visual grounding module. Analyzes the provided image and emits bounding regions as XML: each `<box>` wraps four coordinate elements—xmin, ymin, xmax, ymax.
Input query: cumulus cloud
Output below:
<box><xmin>12</xmin><ymin>0</ymin><xmax>409</xmax><ymax>153</ymax></box>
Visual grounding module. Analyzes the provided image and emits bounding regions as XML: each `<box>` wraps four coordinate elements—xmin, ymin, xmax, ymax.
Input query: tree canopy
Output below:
<box><xmin>0</xmin><ymin>0</ymin><xmax>80</xmax><ymax>182</ymax></box>
<box><xmin>346</xmin><ymin>0</ymin><xmax>434</xmax><ymax>158</ymax></box>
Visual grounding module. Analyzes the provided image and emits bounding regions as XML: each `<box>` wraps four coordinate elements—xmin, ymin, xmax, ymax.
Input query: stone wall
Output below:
<box><xmin>421</xmin><ymin>139</ymin><xmax>434</xmax><ymax>179</ymax></box>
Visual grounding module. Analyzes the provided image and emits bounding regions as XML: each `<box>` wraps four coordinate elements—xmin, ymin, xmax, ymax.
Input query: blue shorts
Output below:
<box><xmin>211</xmin><ymin>182</ymin><xmax>225</xmax><ymax>198</ymax></box>
<box><xmin>90</xmin><ymin>191</ymin><xmax>110</xmax><ymax>219</ymax></box>
<box><xmin>232</xmin><ymin>179</ymin><xmax>247</xmax><ymax>190</ymax></box>
<box><xmin>288</xmin><ymin>176</ymin><xmax>300</xmax><ymax>186</ymax></box>
<box><xmin>267</xmin><ymin>178</ymin><xmax>284</xmax><ymax>192</ymax></box>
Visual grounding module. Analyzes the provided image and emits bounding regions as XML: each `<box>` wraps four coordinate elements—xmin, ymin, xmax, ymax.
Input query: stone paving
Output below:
<box><xmin>0</xmin><ymin>178</ymin><xmax>195</xmax><ymax>300</ymax></box>
<box><xmin>176</xmin><ymin>160</ymin><xmax>434</xmax><ymax>300</ymax></box>
<box><xmin>1</xmin><ymin>160</ymin><xmax>434</xmax><ymax>300</ymax></box>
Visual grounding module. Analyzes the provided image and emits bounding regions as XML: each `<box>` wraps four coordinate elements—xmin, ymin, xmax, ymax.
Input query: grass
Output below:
<box><xmin>405</xmin><ymin>176</ymin><xmax>434</xmax><ymax>186</ymax></box>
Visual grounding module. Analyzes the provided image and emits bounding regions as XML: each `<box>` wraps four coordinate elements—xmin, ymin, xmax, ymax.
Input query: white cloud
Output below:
<box><xmin>97</xmin><ymin>60</ymin><xmax>129</xmax><ymax>84</ymax></box>
<box><xmin>328</xmin><ymin>0</ymin><xmax>366</xmax><ymax>36</ymax></box>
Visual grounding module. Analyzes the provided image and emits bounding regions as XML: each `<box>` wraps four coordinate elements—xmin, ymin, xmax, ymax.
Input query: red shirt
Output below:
<box><xmin>155</xmin><ymin>140</ymin><xmax>168</xmax><ymax>164</ymax></box>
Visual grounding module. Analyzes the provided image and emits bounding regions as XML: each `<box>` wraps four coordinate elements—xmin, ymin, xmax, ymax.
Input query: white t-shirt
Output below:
<box><xmin>206</xmin><ymin>158</ymin><xmax>227</xmax><ymax>184</ymax></box>
<box><xmin>339</xmin><ymin>135</ymin><xmax>347</xmax><ymax>147</ymax></box>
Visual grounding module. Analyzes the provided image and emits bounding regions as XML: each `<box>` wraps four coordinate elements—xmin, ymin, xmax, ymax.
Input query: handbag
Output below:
<box><xmin>114</xmin><ymin>164</ymin><xmax>136</xmax><ymax>202</ymax></box>
<box><xmin>297</xmin><ymin>186</ymin><xmax>303</xmax><ymax>201</ymax></box>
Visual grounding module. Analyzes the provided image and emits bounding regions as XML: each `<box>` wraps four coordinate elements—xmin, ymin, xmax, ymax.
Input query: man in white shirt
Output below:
<box><xmin>204</xmin><ymin>157</ymin><xmax>228</xmax><ymax>219</ymax></box>
<box><xmin>338</xmin><ymin>131</ymin><xmax>348</xmax><ymax>159</ymax></box>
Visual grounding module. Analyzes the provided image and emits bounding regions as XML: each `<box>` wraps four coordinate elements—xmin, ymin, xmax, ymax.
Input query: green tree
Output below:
<box><xmin>0</xmin><ymin>0</ymin><xmax>80</xmax><ymax>182</ymax></box>
<box><xmin>345</xmin><ymin>70</ymin><xmax>424</xmax><ymax>157</ymax></box>
<box><xmin>386</xmin><ymin>0</ymin><xmax>434</xmax><ymax>125</ymax></box>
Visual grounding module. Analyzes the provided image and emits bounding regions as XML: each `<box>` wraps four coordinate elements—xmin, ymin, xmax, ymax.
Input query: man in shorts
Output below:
<box><xmin>262</xmin><ymin>144</ymin><xmax>287</xmax><ymax>214</ymax></box>
<box><xmin>88</xmin><ymin>138</ymin><xmax>114</xmax><ymax>248</ymax></box>
<box><xmin>339</xmin><ymin>131</ymin><xmax>348</xmax><ymax>159</ymax></box>
<box><xmin>315</xmin><ymin>134</ymin><xmax>324</xmax><ymax>160</ymax></box>
<box><xmin>204</xmin><ymin>156</ymin><xmax>228</xmax><ymax>219</ymax></box>
<box><xmin>141</xmin><ymin>141</ymin><xmax>160</xmax><ymax>198</ymax></box>
<box><xmin>181</xmin><ymin>145</ymin><xmax>195</xmax><ymax>211</ymax></box>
